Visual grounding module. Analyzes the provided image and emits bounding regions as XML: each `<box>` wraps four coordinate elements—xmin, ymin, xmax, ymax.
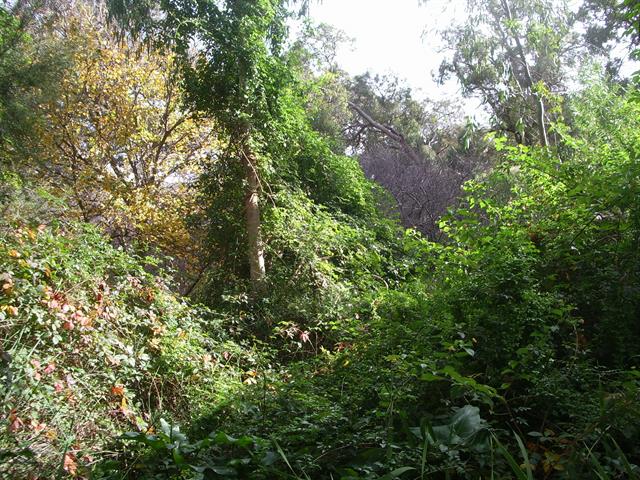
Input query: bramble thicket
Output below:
<box><xmin>1</xmin><ymin>0</ymin><xmax>640</xmax><ymax>478</ymax></box>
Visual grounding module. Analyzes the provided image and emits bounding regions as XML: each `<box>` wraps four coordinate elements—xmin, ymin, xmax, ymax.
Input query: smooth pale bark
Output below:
<box><xmin>240</xmin><ymin>137</ymin><xmax>266</xmax><ymax>288</ymax></box>
<box><xmin>501</xmin><ymin>0</ymin><xmax>549</xmax><ymax>147</ymax></box>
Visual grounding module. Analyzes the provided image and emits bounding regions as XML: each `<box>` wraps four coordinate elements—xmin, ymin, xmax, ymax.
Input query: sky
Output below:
<box><xmin>306</xmin><ymin>0</ymin><xmax>473</xmax><ymax>106</ymax></box>
<box><xmin>305</xmin><ymin>0</ymin><xmax>638</xmax><ymax>119</ymax></box>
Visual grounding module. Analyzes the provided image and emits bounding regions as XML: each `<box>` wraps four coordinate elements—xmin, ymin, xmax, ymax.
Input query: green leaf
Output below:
<box><xmin>378</xmin><ymin>467</ymin><xmax>415</xmax><ymax>479</ymax></box>
<box><xmin>493</xmin><ymin>433</ymin><xmax>533</xmax><ymax>480</ymax></box>
<box><xmin>208</xmin><ymin>465</ymin><xmax>237</xmax><ymax>475</ymax></box>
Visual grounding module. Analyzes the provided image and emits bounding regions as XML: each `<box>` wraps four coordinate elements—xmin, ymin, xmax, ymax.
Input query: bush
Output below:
<box><xmin>0</xmin><ymin>186</ymin><xmax>248</xmax><ymax>478</ymax></box>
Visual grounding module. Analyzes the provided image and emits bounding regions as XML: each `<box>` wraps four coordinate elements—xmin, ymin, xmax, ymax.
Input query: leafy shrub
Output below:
<box><xmin>0</xmin><ymin>186</ymin><xmax>248</xmax><ymax>478</ymax></box>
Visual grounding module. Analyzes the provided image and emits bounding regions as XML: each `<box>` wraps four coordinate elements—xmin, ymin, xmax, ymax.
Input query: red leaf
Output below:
<box><xmin>111</xmin><ymin>385</ymin><xmax>125</xmax><ymax>396</ymax></box>
<box><xmin>63</xmin><ymin>452</ymin><xmax>78</xmax><ymax>476</ymax></box>
<box><xmin>299</xmin><ymin>331</ymin><xmax>311</xmax><ymax>344</ymax></box>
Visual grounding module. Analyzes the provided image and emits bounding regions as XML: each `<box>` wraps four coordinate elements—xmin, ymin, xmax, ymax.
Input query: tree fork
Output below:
<box><xmin>347</xmin><ymin>101</ymin><xmax>423</xmax><ymax>163</ymax></box>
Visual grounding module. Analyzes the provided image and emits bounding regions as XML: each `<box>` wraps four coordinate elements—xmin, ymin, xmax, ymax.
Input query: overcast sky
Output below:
<box><xmin>305</xmin><ymin>0</ymin><xmax>638</xmax><ymax>119</ymax></box>
<box><xmin>306</xmin><ymin>0</ymin><xmax>480</xmax><ymax>114</ymax></box>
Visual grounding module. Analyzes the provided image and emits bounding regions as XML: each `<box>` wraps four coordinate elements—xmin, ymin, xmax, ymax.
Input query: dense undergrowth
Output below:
<box><xmin>3</xmin><ymin>80</ymin><xmax>640</xmax><ymax>479</ymax></box>
<box><xmin>2</xmin><ymin>0</ymin><xmax>640</xmax><ymax>478</ymax></box>
<box><xmin>0</xmin><ymin>179</ymin><xmax>253</xmax><ymax>477</ymax></box>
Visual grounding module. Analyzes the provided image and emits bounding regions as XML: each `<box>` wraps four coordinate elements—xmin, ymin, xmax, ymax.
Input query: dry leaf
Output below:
<box><xmin>111</xmin><ymin>385</ymin><xmax>125</xmax><ymax>396</ymax></box>
<box><xmin>8</xmin><ymin>411</ymin><xmax>23</xmax><ymax>433</ymax></box>
<box><xmin>63</xmin><ymin>452</ymin><xmax>78</xmax><ymax>476</ymax></box>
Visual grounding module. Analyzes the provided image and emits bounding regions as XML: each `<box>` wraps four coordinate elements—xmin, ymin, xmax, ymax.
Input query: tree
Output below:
<box><xmin>624</xmin><ymin>0</ymin><xmax>640</xmax><ymax>40</ymax></box>
<box><xmin>621</xmin><ymin>0</ymin><xmax>640</xmax><ymax>61</ymax></box>
<box><xmin>0</xmin><ymin>1</ymin><xmax>65</xmax><ymax>165</ymax></box>
<box><xmin>348</xmin><ymin>78</ymin><xmax>491</xmax><ymax>238</ymax></box>
<box><xmin>292</xmin><ymin>61</ymin><xmax>492</xmax><ymax>238</ymax></box>
<box><xmin>108</xmin><ymin>0</ymin><xmax>300</xmax><ymax>290</ymax></box>
<box><xmin>34</xmin><ymin>3</ymin><xmax>214</xmax><ymax>286</ymax></box>
<box><xmin>577</xmin><ymin>0</ymin><xmax>639</xmax><ymax>66</ymax></box>
<box><xmin>288</xmin><ymin>21</ymin><xmax>354</xmax><ymax>153</ymax></box>
<box><xmin>438</xmin><ymin>0</ymin><xmax>585</xmax><ymax>146</ymax></box>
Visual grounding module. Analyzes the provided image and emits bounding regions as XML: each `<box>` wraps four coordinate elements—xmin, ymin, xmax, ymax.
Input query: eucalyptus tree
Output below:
<box><xmin>577</xmin><ymin>0</ymin><xmax>640</xmax><ymax>64</ymax></box>
<box><xmin>621</xmin><ymin>0</ymin><xmax>640</xmax><ymax>59</ymax></box>
<box><xmin>438</xmin><ymin>0</ymin><xmax>584</xmax><ymax>146</ymax></box>
<box><xmin>108</xmin><ymin>0</ymin><xmax>301</xmax><ymax>290</ymax></box>
<box><xmin>298</xmin><ymin>65</ymin><xmax>492</xmax><ymax>238</ymax></box>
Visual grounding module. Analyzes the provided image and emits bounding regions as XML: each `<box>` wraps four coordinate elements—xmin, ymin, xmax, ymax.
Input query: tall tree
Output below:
<box><xmin>345</xmin><ymin>75</ymin><xmax>492</xmax><ymax>238</ymax></box>
<box><xmin>620</xmin><ymin>0</ymin><xmax>640</xmax><ymax>61</ymax></box>
<box><xmin>0</xmin><ymin>1</ymin><xmax>64</xmax><ymax>165</ymax></box>
<box><xmin>291</xmin><ymin>49</ymin><xmax>492</xmax><ymax>238</ymax></box>
<box><xmin>576</xmin><ymin>0</ymin><xmax>639</xmax><ymax>66</ymax></box>
<box><xmin>438</xmin><ymin>0</ymin><xmax>583</xmax><ymax>146</ymax></box>
<box><xmin>108</xmin><ymin>0</ymin><xmax>297</xmax><ymax>290</ymax></box>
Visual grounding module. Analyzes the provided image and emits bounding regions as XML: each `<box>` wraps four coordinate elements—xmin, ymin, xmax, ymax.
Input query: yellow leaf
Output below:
<box><xmin>3</xmin><ymin>305</ymin><xmax>18</xmax><ymax>316</ymax></box>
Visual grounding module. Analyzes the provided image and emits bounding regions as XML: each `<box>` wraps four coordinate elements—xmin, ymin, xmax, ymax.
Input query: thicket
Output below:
<box><xmin>1</xmin><ymin>0</ymin><xmax>640</xmax><ymax>479</ymax></box>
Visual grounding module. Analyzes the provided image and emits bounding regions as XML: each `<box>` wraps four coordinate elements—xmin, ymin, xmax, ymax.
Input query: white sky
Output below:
<box><xmin>306</xmin><ymin>0</ymin><xmax>638</xmax><ymax>119</ymax></box>
<box><xmin>307</xmin><ymin>0</ymin><xmax>473</xmax><ymax>106</ymax></box>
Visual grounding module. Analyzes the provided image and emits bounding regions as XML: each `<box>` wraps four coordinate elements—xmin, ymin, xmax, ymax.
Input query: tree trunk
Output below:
<box><xmin>501</xmin><ymin>0</ymin><xmax>549</xmax><ymax>148</ymax></box>
<box><xmin>240</xmin><ymin>137</ymin><xmax>266</xmax><ymax>288</ymax></box>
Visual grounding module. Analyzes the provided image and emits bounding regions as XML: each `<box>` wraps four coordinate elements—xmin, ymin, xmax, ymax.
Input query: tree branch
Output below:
<box><xmin>347</xmin><ymin>101</ymin><xmax>423</xmax><ymax>164</ymax></box>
